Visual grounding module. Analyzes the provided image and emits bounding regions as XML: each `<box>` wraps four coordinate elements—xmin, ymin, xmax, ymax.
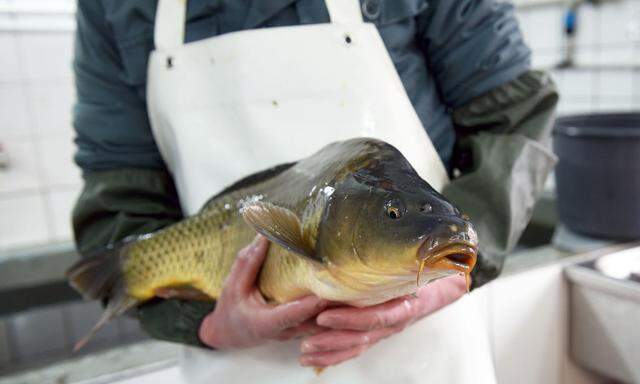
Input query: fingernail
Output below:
<box><xmin>301</xmin><ymin>341</ymin><xmax>315</xmax><ymax>353</ymax></box>
<box><xmin>316</xmin><ymin>316</ymin><xmax>332</xmax><ymax>327</ymax></box>
<box><xmin>299</xmin><ymin>357</ymin><xmax>312</xmax><ymax>366</ymax></box>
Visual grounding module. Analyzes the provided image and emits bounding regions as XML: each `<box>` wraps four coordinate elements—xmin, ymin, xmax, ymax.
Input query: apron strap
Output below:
<box><xmin>154</xmin><ymin>0</ymin><xmax>187</xmax><ymax>50</ymax></box>
<box><xmin>325</xmin><ymin>0</ymin><xmax>363</xmax><ymax>24</ymax></box>
<box><xmin>153</xmin><ymin>0</ymin><xmax>363</xmax><ymax>50</ymax></box>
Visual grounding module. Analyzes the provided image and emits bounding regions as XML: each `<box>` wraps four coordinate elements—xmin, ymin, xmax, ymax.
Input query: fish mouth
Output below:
<box><xmin>416</xmin><ymin>240</ymin><xmax>478</xmax><ymax>288</ymax></box>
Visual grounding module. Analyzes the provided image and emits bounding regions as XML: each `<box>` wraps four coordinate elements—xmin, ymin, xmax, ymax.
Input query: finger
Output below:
<box><xmin>316</xmin><ymin>296</ymin><xmax>418</xmax><ymax>331</ymax></box>
<box><xmin>317</xmin><ymin>275</ymin><xmax>467</xmax><ymax>331</ymax></box>
<box><xmin>260</xmin><ymin>295</ymin><xmax>327</xmax><ymax>331</ymax></box>
<box><xmin>223</xmin><ymin>235</ymin><xmax>270</xmax><ymax>296</ymax></box>
<box><xmin>275</xmin><ymin>320</ymin><xmax>328</xmax><ymax>341</ymax></box>
<box><xmin>299</xmin><ymin>345</ymin><xmax>368</xmax><ymax>368</ymax></box>
<box><xmin>411</xmin><ymin>274</ymin><xmax>467</xmax><ymax>316</ymax></box>
<box><xmin>300</xmin><ymin>325</ymin><xmax>403</xmax><ymax>353</ymax></box>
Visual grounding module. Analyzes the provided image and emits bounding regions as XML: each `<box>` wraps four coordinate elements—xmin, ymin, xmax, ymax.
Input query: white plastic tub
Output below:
<box><xmin>565</xmin><ymin>246</ymin><xmax>640</xmax><ymax>383</ymax></box>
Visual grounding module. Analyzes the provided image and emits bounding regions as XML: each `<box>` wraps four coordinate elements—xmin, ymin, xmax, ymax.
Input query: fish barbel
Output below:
<box><xmin>67</xmin><ymin>138</ymin><xmax>478</xmax><ymax>349</ymax></box>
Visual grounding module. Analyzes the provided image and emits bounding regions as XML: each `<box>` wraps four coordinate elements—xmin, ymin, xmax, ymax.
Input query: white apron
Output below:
<box><xmin>146</xmin><ymin>0</ymin><xmax>497</xmax><ymax>382</ymax></box>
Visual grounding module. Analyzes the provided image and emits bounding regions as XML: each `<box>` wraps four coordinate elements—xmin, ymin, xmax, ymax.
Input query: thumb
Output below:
<box><xmin>223</xmin><ymin>235</ymin><xmax>270</xmax><ymax>296</ymax></box>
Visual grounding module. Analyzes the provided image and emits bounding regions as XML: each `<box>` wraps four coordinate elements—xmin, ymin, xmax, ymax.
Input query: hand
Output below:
<box><xmin>199</xmin><ymin>235</ymin><xmax>328</xmax><ymax>349</ymax></box>
<box><xmin>298</xmin><ymin>274</ymin><xmax>467</xmax><ymax>368</ymax></box>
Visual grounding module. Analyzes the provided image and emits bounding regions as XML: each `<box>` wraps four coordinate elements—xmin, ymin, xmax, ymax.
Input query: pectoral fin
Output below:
<box><xmin>241</xmin><ymin>202</ymin><xmax>320</xmax><ymax>263</ymax></box>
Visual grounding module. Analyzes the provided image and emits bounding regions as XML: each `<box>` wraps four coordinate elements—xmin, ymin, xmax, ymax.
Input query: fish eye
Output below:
<box><xmin>385</xmin><ymin>201</ymin><xmax>404</xmax><ymax>220</ymax></box>
<box><xmin>387</xmin><ymin>206</ymin><xmax>401</xmax><ymax>219</ymax></box>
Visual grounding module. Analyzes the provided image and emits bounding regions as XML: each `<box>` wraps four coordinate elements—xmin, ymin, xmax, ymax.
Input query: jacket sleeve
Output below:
<box><xmin>73</xmin><ymin>0</ymin><xmax>163</xmax><ymax>171</ymax></box>
<box><xmin>73</xmin><ymin>1</ymin><xmax>214</xmax><ymax>347</ymax></box>
<box><xmin>416</xmin><ymin>0</ymin><xmax>532</xmax><ymax>108</ymax></box>
<box><xmin>443</xmin><ymin>70</ymin><xmax>559</xmax><ymax>288</ymax></box>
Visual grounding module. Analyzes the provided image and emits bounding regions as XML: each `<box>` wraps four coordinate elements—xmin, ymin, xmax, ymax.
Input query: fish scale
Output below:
<box><xmin>123</xmin><ymin>202</ymin><xmax>255</xmax><ymax>300</ymax></box>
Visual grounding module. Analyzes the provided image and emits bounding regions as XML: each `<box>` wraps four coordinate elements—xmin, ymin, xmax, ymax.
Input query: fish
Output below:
<box><xmin>67</xmin><ymin>138</ymin><xmax>478</xmax><ymax>350</ymax></box>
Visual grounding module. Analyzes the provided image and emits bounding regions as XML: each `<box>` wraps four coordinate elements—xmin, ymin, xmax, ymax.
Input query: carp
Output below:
<box><xmin>67</xmin><ymin>138</ymin><xmax>477</xmax><ymax>349</ymax></box>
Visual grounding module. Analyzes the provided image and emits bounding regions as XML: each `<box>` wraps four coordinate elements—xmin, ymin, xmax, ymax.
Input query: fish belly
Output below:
<box><xmin>258</xmin><ymin>245</ymin><xmax>314</xmax><ymax>303</ymax></box>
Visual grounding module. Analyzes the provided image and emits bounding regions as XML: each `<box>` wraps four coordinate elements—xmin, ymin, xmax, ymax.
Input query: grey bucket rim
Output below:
<box><xmin>553</xmin><ymin>112</ymin><xmax>640</xmax><ymax>139</ymax></box>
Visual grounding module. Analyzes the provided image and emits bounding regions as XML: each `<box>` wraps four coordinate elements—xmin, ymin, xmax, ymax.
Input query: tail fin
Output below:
<box><xmin>66</xmin><ymin>242</ymin><xmax>139</xmax><ymax>351</ymax></box>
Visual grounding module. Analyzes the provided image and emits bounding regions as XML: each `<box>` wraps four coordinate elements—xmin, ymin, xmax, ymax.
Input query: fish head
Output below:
<box><xmin>317</xmin><ymin>139</ymin><xmax>478</xmax><ymax>292</ymax></box>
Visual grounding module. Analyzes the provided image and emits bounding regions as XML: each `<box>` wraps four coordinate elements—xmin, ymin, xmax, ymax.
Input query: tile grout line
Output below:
<box><xmin>634</xmin><ymin>42</ymin><xmax>640</xmax><ymax>103</ymax></box>
<box><xmin>0</xmin><ymin>182</ymin><xmax>80</xmax><ymax>197</ymax></box>
<box><xmin>591</xmin><ymin>7</ymin><xmax>602</xmax><ymax>111</ymax></box>
<box><xmin>15</xmin><ymin>30</ymin><xmax>58</xmax><ymax>244</ymax></box>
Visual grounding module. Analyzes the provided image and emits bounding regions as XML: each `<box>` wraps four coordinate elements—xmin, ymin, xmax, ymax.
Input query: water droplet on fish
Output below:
<box><xmin>322</xmin><ymin>186</ymin><xmax>335</xmax><ymax>196</ymax></box>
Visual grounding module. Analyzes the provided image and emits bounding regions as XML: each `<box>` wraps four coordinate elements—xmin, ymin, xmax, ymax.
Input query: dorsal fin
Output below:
<box><xmin>200</xmin><ymin>162</ymin><xmax>296</xmax><ymax>212</ymax></box>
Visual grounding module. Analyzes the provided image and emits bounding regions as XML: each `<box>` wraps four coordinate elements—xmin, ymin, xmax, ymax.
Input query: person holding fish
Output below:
<box><xmin>69</xmin><ymin>0</ymin><xmax>558</xmax><ymax>383</ymax></box>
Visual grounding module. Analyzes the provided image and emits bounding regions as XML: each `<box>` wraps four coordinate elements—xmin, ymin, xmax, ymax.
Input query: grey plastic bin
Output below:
<box><xmin>553</xmin><ymin>113</ymin><xmax>640</xmax><ymax>240</ymax></box>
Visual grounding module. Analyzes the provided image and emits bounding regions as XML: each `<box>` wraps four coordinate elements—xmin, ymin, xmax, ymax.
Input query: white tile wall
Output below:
<box><xmin>516</xmin><ymin>0</ymin><xmax>640</xmax><ymax>116</ymax></box>
<box><xmin>0</xmin><ymin>27</ymin><xmax>78</xmax><ymax>250</ymax></box>
<box><xmin>0</xmin><ymin>139</ymin><xmax>41</xmax><ymax>194</ymax></box>
<box><xmin>18</xmin><ymin>33</ymin><xmax>73</xmax><ymax>82</ymax></box>
<box><xmin>0</xmin><ymin>84</ymin><xmax>32</xmax><ymax>139</ymax></box>
<box><xmin>46</xmin><ymin>185</ymin><xmax>80</xmax><ymax>241</ymax></box>
<box><xmin>521</xmin><ymin>6</ymin><xmax>565</xmax><ymax>50</ymax></box>
<box><xmin>596</xmin><ymin>71</ymin><xmax>634</xmax><ymax>98</ymax></box>
<box><xmin>595</xmin><ymin>97</ymin><xmax>636</xmax><ymax>112</ymax></box>
<box><xmin>575</xmin><ymin>6</ymin><xmax>600</xmax><ymax>49</ymax></box>
<box><xmin>0</xmin><ymin>33</ymin><xmax>22</xmax><ymax>82</ymax></box>
<box><xmin>39</xmin><ymin>137</ymin><xmax>80</xmax><ymax>188</ymax></box>
<box><xmin>599</xmin><ymin>1</ymin><xmax>639</xmax><ymax>44</ymax></box>
<box><xmin>31</xmin><ymin>82</ymin><xmax>75</xmax><ymax>138</ymax></box>
<box><xmin>558</xmin><ymin>71</ymin><xmax>594</xmax><ymax>98</ymax></box>
<box><xmin>0</xmin><ymin>0</ymin><xmax>76</xmax><ymax>32</ymax></box>
<box><xmin>0</xmin><ymin>193</ymin><xmax>49</xmax><ymax>249</ymax></box>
